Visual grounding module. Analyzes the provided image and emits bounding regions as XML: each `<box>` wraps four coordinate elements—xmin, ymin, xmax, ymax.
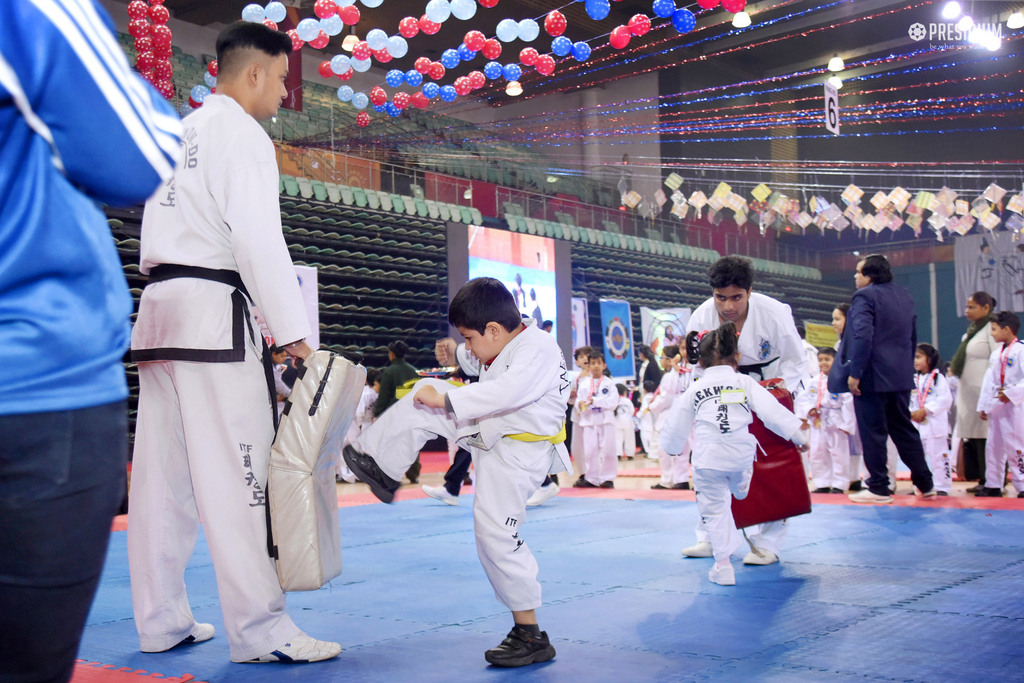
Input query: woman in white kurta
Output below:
<box><xmin>951</xmin><ymin>292</ymin><xmax>1000</xmax><ymax>487</ymax></box>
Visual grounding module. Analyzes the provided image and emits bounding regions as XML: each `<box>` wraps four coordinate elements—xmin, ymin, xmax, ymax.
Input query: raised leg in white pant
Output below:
<box><xmin>692</xmin><ymin>467</ymin><xmax>751</xmax><ymax>564</ymax></box>
<box><xmin>128</xmin><ymin>356</ymin><xmax>300</xmax><ymax>662</ymax></box>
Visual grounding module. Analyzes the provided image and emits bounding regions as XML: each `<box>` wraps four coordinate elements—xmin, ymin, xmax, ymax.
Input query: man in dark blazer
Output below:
<box><xmin>844</xmin><ymin>254</ymin><xmax>935</xmax><ymax>503</ymax></box>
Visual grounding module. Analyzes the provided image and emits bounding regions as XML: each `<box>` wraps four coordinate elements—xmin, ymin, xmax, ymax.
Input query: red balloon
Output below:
<box><xmin>188</xmin><ymin>96</ymin><xmax>201</xmax><ymax>109</ymax></box>
<box><xmin>309</xmin><ymin>31</ymin><xmax>330</xmax><ymax>49</ymax></box>
<box><xmin>318</xmin><ymin>60</ymin><xmax>333</xmax><ymax>78</ymax></box>
<box><xmin>151</xmin><ymin>24</ymin><xmax>172</xmax><ymax>45</ymax></box>
<box><xmin>399</xmin><ymin>17</ymin><xmax>420</xmax><ymax>38</ymax></box>
<box><xmin>338</xmin><ymin>5</ymin><xmax>360</xmax><ymax>25</ymax></box>
<box><xmin>453</xmin><ymin>77</ymin><xmax>471</xmax><ymax>96</ymax></box>
<box><xmin>127</xmin><ymin>19</ymin><xmax>150</xmax><ymax>39</ymax></box>
<box><xmin>133</xmin><ymin>36</ymin><xmax>152</xmax><ymax>53</ymax></box>
<box><xmin>428</xmin><ymin>62</ymin><xmax>446</xmax><ymax>80</ymax></box>
<box><xmin>609</xmin><ymin>25</ymin><xmax>631</xmax><ymax>49</ymax></box>
<box><xmin>153</xmin><ymin>42</ymin><xmax>172</xmax><ymax>59</ymax></box>
<box><xmin>287</xmin><ymin>29</ymin><xmax>305</xmax><ymax>51</ymax></box>
<box><xmin>156</xmin><ymin>79</ymin><xmax>175</xmax><ymax>100</ymax></box>
<box><xmin>410</xmin><ymin>92</ymin><xmax>429</xmax><ymax>109</ymax></box>
<box><xmin>372</xmin><ymin>48</ymin><xmax>392</xmax><ymax>63</ymax></box>
<box><xmin>464</xmin><ymin>30</ymin><xmax>486</xmax><ymax>52</ymax></box>
<box><xmin>370</xmin><ymin>86</ymin><xmax>387</xmax><ymax>106</ymax></box>
<box><xmin>127</xmin><ymin>0</ymin><xmax>148</xmax><ymax>20</ymax></box>
<box><xmin>352</xmin><ymin>40</ymin><xmax>371</xmax><ymax>61</ymax></box>
<box><xmin>393</xmin><ymin>91</ymin><xmax>411</xmax><ymax>109</ymax></box>
<box><xmin>697</xmin><ymin>0</ymin><xmax>721</xmax><ymax>8</ymax></box>
<box><xmin>419</xmin><ymin>15</ymin><xmax>441</xmax><ymax>35</ymax></box>
<box><xmin>207</xmin><ymin>60</ymin><xmax>218</xmax><ymax>77</ymax></box>
<box><xmin>467</xmin><ymin>70</ymin><xmax>486</xmax><ymax>89</ymax></box>
<box><xmin>535</xmin><ymin>54</ymin><xmax>555</xmax><ymax>75</ymax></box>
<box><xmin>314</xmin><ymin>0</ymin><xmax>338</xmax><ymax>18</ymax></box>
<box><xmin>544</xmin><ymin>10</ymin><xmax>566</xmax><ymax>36</ymax></box>
<box><xmin>481</xmin><ymin>38</ymin><xmax>502</xmax><ymax>60</ymax></box>
<box><xmin>149</xmin><ymin>4</ymin><xmax>169</xmax><ymax>24</ymax></box>
<box><xmin>150</xmin><ymin>0</ymin><xmax>164</xmax><ymax>4</ymax></box>
<box><xmin>628</xmin><ymin>14</ymin><xmax>651</xmax><ymax>36</ymax></box>
<box><xmin>356</xmin><ymin>111</ymin><xmax>370</xmax><ymax>127</ymax></box>
<box><xmin>478</xmin><ymin>0</ymin><xmax>498</xmax><ymax>7</ymax></box>
<box><xmin>135</xmin><ymin>51</ymin><xmax>155</xmax><ymax>72</ymax></box>
<box><xmin>414</xmin><ymin>57</ymin><xmax>432</xmax><ymax>74</ymax></box>
<box><xmin>519</xmin><ymin>47</ymin><xmax>538</xmax><ymax>65</ymax></box>
<box><xmin>721</xmin><ymin>0</ymin><xmax>746</xmax><ymax>11</ymax></box>
<box><xmin>263</xmin><ymin>19</ymin><xmax>279</xmax><ymax>31</ymax></box>
<box><xmin>337</xmin><ymin>67</ymin><xmax>354</xmax><ymax>81</ymax></box>
<box><xmin>153</xmin><ymin>59</ymin><xmax>172</xmax><ymax>80</ymax></box>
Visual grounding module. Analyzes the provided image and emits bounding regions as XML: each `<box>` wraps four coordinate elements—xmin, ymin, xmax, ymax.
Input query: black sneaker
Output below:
<box><xmin>343</xmin><ymin>445</ymin><xmax>400</xmax><ymax>503</ymax></box>
<box><xmin>967</xmin><ymin>483</ymin><xmax>985</xmax><ymax>493</ymax></box>
<box><xmin>829</xmin><ymin>488</ymin><xmax>846</xmax><ymax>494</ymax></box>
<box><xmin>672</xmin><ymin>482</ymin><xmax>691</xmax><ymax>490</ymax></box>
<box><xmin>484</xmin><ymin>627</ymin><xmax>556</xmax><ymax>667</ymax></box>
<box><xmin>1018</xmin><ymin>492</ymin><xmax>1024</xmax><ymax>498</ymax></box>
<box><xmin>975</xmin><ymin>487</ymin><xmax>1004</xmax><ymax>497</ymax></box>
<box><xmin>848</xmin><ymin>481</ymin><xmax>863</xmax><ymax>492</ymax></box>
<box><xmin>600</xmin><ymin>481</ymin><xmax>614</xmax><ymax>489</ymax></box>
<box><xmin>812</xmin><ymin>487</ymin><xmax>831</xmax><ymax>494</ymax></box>
<box><xmin>650</xmin><ymin>483</ymin><xmax>670</xmax><ymax>490</ymax></box>
<box><xmin>573</xmin><ymin>478</ymin><xmax>597</xmax><ymax>488</ymax></box>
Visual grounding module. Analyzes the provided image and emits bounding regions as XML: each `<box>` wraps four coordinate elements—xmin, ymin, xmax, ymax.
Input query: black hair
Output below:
<box><xmin>992</xmin><ymin>310</ymin><xmax>1021</xmax><ymax>335</ymax></box>
<box><xmin>817</xmin><ymin>347</ymin><xmax>836</xmax><ymax>359</ymax></box>
<box><xmin>642</xmin><ymin>380</ymin><xmax>656</xmax><ymax>393</ymax></box>
<box><xmin>574</xmin><ymin>345</ymin><xmax>591</xmax><ymax>360</ymax></box>
<box><xmin>216</xmin><ymin>21</ymin><xmax>292</xmax><ymax>79</ymax></box>
<box><xmin>834</xmin><ymin>302</ymin><xmax>850</xmax><ymax>317</ymax></box>
<box><xmin>587</xmin><ymin>348</ymin><xmax>604</xmax><ymax>362</ymax></box>
<box><xmin>270</xmin><ymin>344</ymin><xmax>286</xmax><ymax>355</ymax></box>
<box><xmin>616</xmin><ymin>383</ymin><xmax>628</xmax><ymax>396</ymax></box>
<box><xmin>448</xmin><ymin>277</ymin><xmax>522</xmax><ymax>334</ymax></box>
<box><xmin>796</xmin><ymin>322</ymin><xmax>806</xmax><ymax>340</ymax></box>
<box><xmin>859</xmin><ymin>254</ymin><xmax>893</xmax><ymax>284</ymax></box>
<box><xmin>662</xmin><ymin>344</ymin><xmax>680</xmax><ymax>360</ymax></box>
<box><xmin>915</xmin><ymin>343</ymin><xmax>940</xmax><ymax>372</ymax></box>
<box><xmin>708</xmin><ymin>255</ymin><xmax>754</xmax><ymax>291</ymax></box>
<box><xmin>969</xmin><ymin>291</ymin><xmax>997</xmax><ymax>311</ymax></box>
<box><xmin>639</xmin><ymin>345</ymin><xmax>658</xmax><ymax>362</ymax></box>
<box><xmin>686</xmin><ymin>322</ymin><xmax>739</xmax><ymax>369</ymax></box>
<box><xmin>365</xmin><ymin>368</ymin><xmax>381</xmax><ymax>386</ymax></box>
<box><xmin>387</xmin><ymin>340</ymin><xmax>409</xmax><ymax>359</ymax></box>
<box><xmin>542</xmin><ymin>320</ymin><xmax>553</xmax><ymax>329</ymax></box>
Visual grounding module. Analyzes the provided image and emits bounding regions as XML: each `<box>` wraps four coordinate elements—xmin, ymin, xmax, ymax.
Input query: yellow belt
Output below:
<box><xmin>394</xmin><ymin>377</ymin><xmax>464</xmax><ymax>399</ymax></box>
<box><xmin>507</xmin><ymin>423</ymin><xmax>567</xmax><ymax>445</ymax></box>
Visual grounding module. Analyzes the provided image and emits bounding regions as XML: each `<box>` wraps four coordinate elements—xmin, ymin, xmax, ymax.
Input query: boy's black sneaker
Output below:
<box><xmin>343</xmin><ymin>445</ymin><xmax>400</xmax><ymax>503</ymax></box>
<box><xmin>484</xmin><ymin>627</ymin><xmax>556</xmax><ymax>667</ymax></box>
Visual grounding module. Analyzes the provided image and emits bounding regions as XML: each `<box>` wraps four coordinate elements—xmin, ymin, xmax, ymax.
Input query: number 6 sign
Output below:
<box><xmin>824</xmin><ymin>83</ymin><xmax>840</xmax><ymax>135</ymax></box>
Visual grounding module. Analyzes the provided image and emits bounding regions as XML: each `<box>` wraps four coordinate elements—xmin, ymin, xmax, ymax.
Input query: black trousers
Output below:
<box><xmin>853</xmin><ymin>391</ymin><xmax>934</xmax><ymax>496</ymax></box>
<box><xmin>961</xmin><ymin>437</ymin><xmax>987</xmax><ymax>483</ymax></box>
<box><xmin>443</xmin><ymin>448</ymin><xmax>473</xmax><ymax>496</ymax></box>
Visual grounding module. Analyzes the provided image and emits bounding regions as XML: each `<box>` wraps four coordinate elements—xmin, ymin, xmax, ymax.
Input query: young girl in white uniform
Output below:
<box><xmin>661</xmin><ymin>323</ymin><xmax>805</xmax><ymax>586</ymax></box>
<box><xmin>796</xmin><ymin>348</ymin><xmax>856</xmax><ymax>493</ymax></box>
<box><xmin>910</xmin><ymin>344</ymin><xmax>954</xmax><ymax>494</ymax></box>
<box><xmin>614</xmin><ymin>384</ymin><xmax>637</xmax><ymax>460</ymax></box>
<box><xmin>977</xmin><ymin>311</ymin><xmax>1024</xmax><ymax>497</ymax></box>
<box><xmin>574</xmin><ymin>350</ymin><xmax>620</xmax><ymax>487</ymax></box>
<box><xmin>651</xmin><ymin>346</ymin><xmax>693</xmax><ymax>489</ymax></box>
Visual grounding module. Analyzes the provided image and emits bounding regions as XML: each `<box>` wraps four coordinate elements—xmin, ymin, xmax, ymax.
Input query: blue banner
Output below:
<box><xmin>599</xmin><ymin>299</ymin><xmax>635</xmax><ymax>380</ymax></box>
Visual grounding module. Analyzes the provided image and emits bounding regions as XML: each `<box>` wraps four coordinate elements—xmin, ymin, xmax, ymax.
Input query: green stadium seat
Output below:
<box><xmin>414</xmin><ymin>198</ymin><xmax>429</xmax><ymax>218</ymax></box>
<box><xmin>402</xmin><ymin>195</ymin><xmax>417</xmax><ymax>216</ymax></box>
<box><xmin>437</xmin><ymin>203</ymin><xmax>451</xmax><ymax>221</ymax></box>
<box><xmin>311</xmin><ymin>180</ymin><xmax>328</xmax><ymax>202</ymax></box>
<box><xmin>459</xmin><ymin>206</ymin><xmax>473</xmax><ymax>224</ymax></box>
<box><xmin>281</xmin><ymin>175</ymin><xmax>300</xmax><ymax>197</ymax></box>
<box><xmin>365</xmin><ymin>189</ymin><xmax>380</xmax><ymax>210</ymax></box>
<box><xmin>424</xmin><ymin>200</ymin><xmax>440</xmax><ymax>219</ymax></box>
<box><xmin>324</xmin><ymin>182</ymin><xmax>341</xmax><ymax>203</ymax></box>
<box><xmin>296</xmin><ymin>177</ymin><xmax>314</xmax><ymax>200</ymax></box>
<box><xmin>352</xmin><ymin>187</ymin><xmax>367</xmax><ymax>208</ymax></box>
<box><xmin>378</xmin><ymin>192</ymin><xmax>393</xmax><ymax>212</ymax></box>
<box><xmin>389</xmin><ymin>194</ymin><xmax>404</xmax><ymax>213</ymax></box>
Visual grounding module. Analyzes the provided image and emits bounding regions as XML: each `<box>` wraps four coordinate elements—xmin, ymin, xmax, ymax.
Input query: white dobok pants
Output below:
<box><xmin>692</xmin><ymin>467</ymin><xmax>753</xmax><ymax>565</ymax></box>
<box><xmin>984</xmin><ymin>403</ymin><xmax>1024</xmax><ymax>493</ymax></box>
<box><xmin>921</xmin><ymin>434</ymin><xmax>952</xmax><ymax>493</ymax></box>
<box><xmin>808</xmin><ymin>425</ymin><xmax>851</xmax><ymax>490</ymax></box>
<box><xmin>580</xmin><ymin>422</ymin><xmax>617</xmax><ymax>486</ymax></box>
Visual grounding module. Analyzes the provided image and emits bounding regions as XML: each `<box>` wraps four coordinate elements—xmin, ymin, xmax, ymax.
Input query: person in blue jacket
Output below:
<box><xmin>0</xmin><ymin>1</ymin><xmax>182</xmax><ymax>681</ymax></box>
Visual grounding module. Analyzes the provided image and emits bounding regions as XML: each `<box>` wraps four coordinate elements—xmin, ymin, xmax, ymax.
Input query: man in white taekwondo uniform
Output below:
<box><xmin>682</xmin><ymin>256</ymin><xmax>807</xmax><ymax>566</ymax></box>
<box><xmin>127</xmin><ymin>23</ymin><xmax>340</xmax><ymax>665</ymax></box>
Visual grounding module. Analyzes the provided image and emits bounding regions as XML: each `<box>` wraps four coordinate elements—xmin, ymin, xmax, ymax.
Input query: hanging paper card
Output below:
<box><xmin>831</xmin><ymin>216</ymin><xmax>851</xmax><ymax>232</ymax></box>
<box><xmin>887</xmin><ymin>213</ymin><xmax>904</xmax><ymax>231</ymax></box>
<box><xmin>978</xmin><ymin>211</ymin><xmax>1001</xmax><ymax>231</ymax></box>
<box><xmin>664</xmin><ymin>173</ymin><xmax>683</xmax><ymax>190</ymax></box>
<box><xmin>751</xmin><ymin>183</ymin><xmax>771</xmax><ymax>202</ymax></box>
<box><xmin>982</xmin><ymin>183</ymin><xmax>1006</xmax><ymax>204</ymax></box>
<box><xmin>670</xmin><ymin>202</ymin><xmax>689</xmax><ymax>219</ymax></box>
<box><xmin>1005</xmin><ymin>213</ymin><xmax>1023</xmax><ymax>234</ymax></box>
<box><xmin>1006</xmin><ymin>193</ymin><xmax>1023</xmax><ymax>214</ymax></box>
<box><xmin>907</xmin><ymin>203</ymin><xmax>924</xmax><ymax>217</ymax></box>
<box><xmin>725</xmin><ymin>192</ymin><xmax>746</xmax><ymax>213</ymax></box>
<box><xmin>654</xmin><ymin>188</ymin><xmax>668</xmax><ymax>207</ymax></box>
<box><xmin>888</xmin><ymin>187</ymin><xmax>911</xmax><ymax>211</ymax></box>
<box><xmin>870</xmin><ymin>191</ymin><xmax>889</xmax><ymax>210</ymax></box>
<box><xmin>970</xmin><ymin>196</ymin><xmax>991</xmax><ymax>218</ymax></box>
<box><xmin>841</xmin><ymin>184</ymin><xmax>863</xmax><ymax>205</ymax></box>
<box><xmin>936</xmin><ymin>186</ymin><xmax>957</xmax><ymax>206</ymax></box>
<box><xmin>769</xmin><ymin>193</ymin><xmax>789</xmax><ymax>213</ymax></box>
<box><xmin>708</xmin><ymin>194</ymin><xmax>725</xmax><ymax>211</ymax></box>
<box><xmin>927</xmin><ymin>212</ymin><xmax>949</xmax><ymax>230</ymax></box>
<box><xmin>796</xmin><ymin>211</ymin><xmax>813</xmax><ymax>228</ymax></box>
<box><xmin>671</xmin><ymin>190</ymin><xmax>686</xmax><ymax>205</ymax></box>
<box><xmin>734</xmin><ymin>208</ymin><xmax>748</xmax><ymax>226</ymax></box>
<box><xmin>955</xmin><ymin>199</ymin><xmax>969</xmax><ymax>215</ymax></box>
<box><xmin>623</xmin><ymin>190</ymin><xmax>642</xmax><ymax>208</ymax></box>
<box><xmin>822</xmin><ymin>204</ymin><xmax>842</xmax><ymax>222</ymax></box>
<box><xmin>906</xmin><ymin>214</ymin><xmax>923</xmax><ymax>235</ymax></box>
<box><xmin>844</xmin><ymin>205</ymin><xmax>863</xmax><ymax>221</ymax></box>
<box><xmin>932</xmin><ymin>202</ymin><xmax>951</xmax><ymax>219</ymax></box>
<box><xmin>688</xmin><ymin>191</ymin><xmax>707</xmax><ymax>208</ymax></box>
<box><xmin>913</xmin><ymin>190</ymin><xmax>935</xmax><ymax>211</ymax></box>
<box><xmin>712</xmin><ymin>181</ymin><xmax>732</xmax><ymax>200</ymax></box>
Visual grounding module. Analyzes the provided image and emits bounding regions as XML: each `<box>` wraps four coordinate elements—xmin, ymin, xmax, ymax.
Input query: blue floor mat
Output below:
<box><xmin>77</xmin><ymin>497</ymin><xmax>1024</xmax><ymax>682</ymax></box>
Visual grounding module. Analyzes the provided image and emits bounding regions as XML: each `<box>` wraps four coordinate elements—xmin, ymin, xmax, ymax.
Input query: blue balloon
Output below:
<box><xmin>584</xmin><ymin>0</ymin><xmax>610</xmax><ymax>21</ymax></box>
<box><xmin>502</xmin><ymin>63</ymin><xmax>522</xmax><ymax>81</ymax></box>
<box><xmin>496</xmin><ymin>18</ymin><xmax>519</xmax><ymax>42</ymax></box>
<box><xmin>264</xmin><ymin>2</ymin><xmax>286</xmax><ymax>23</ymax></box>
<box><xmin>366</xmin><ymin>28</ymin><xmax>388</xmax><ymax>51</ymax></box>
<box><xmin>373</xmin><ymin>103</ymin><xmax>386</xmax><ymax>113</ymax></box>
<box><xmin>451</xmin><ymin>0</ymin><xmax>477</xmax><ymax>20</ymax></box>
<box><xmin>350</xmin><ymin>57</ymin><xmax>371</xmax><ymax>72</ymax></box>
<box><xmin>425</xmin><ymin>0</ymin><xmax>451</xmax><ymax>23</ymax></box>
<box><xmin>386</xmin><ymin>102</ymin><xmax>401</xmax><ymax>117</ymax></box>
<box><xmin>483</xmin><ymin>61</ymin><xmax>503</xmax><ymax>79</ymax></box>
<box><xmin>336</xmin><ymin>0</ymin><xmax>355</xmax><ymax>6</ymax></box>
<box><xmin>241</xmin><ymin>4</ymin><xmax>264</xmax><ymax>23</ymax></box>
<box><xmin>517</xmin><ymin>18</ymin><xmax>540</xmax><ymax>42</ymax></box>
<box><xmin>439</xmin><ymin>85</ymin><xmax>458</xmax><ymax>102</ymax></box>
<box><xmin>387</xmin><ymin>35</ymin><xmax>409</xmax><ymax>58</ymax></box>
<box><xmin>441</xmin><ymin>49</ymin><xmax>461</xmax><ymax>69</ymax></box>
<box><xmin>571</xmin><ymin>41</ymin><xmax>591</xmax><ymax>62</ymax></box>
<box><xmin>672</xmin><ymin>8</ymin><xmax>696</xmax><ymax>33</ymax></box>
<box><xmin>296</xmin><ymin>17</ymin><xmax>319</xmax><ymax>41</ymax></box>
<box><xmin>320</xmin><ymin>15</ymin><xmax>344</xmax><ymax>36</ymax></box>
<box><xmin>337</xmin><ymin>85</ymin><xmax>354</xmax><ymax>102</ymax></box>
<box><xmin>422</xmin><ymin>82</ymin><xmax>440</xmax><ymax>98</ymax></box>
<box><xmin>405</xmin><ymin>69</ymin><xmax>423</xmax><ymax>87</ymax></box>
<box><xmin>352</xmin><ymin>92</ymin><xmax>369</xmax><ymax>109</ymax></box>
<box><xmin>386</xmin><ymin>69</ymin><xmax>405</xmax><ymax>87</ymax></box>
<box><xmin>190</xmin><ymin>84</ymin><xmax>210</xmax><ymax>103</ymax></box>
<box><xmin>551</xmin><ymin>36</ymin><xmax>572</xmax><ymax>57</ymax></box>
<box><xmin>203</xmin><ymin>71</ymin><xmax>217</xmax><ymax>88</ymax></box>
<box><xmin>652</xmin><ymin>0</ymin><xmax>676</xmax><ymax>18</ymax></box>
<box><xmin>361</xmin><ymin>0</ymin><xmax>383</xmax><ymax>7</ymax></box>
<box><xmin>458</xmin><ymin>43</ymin><xmax>476</xmax><ymax>61</ymax></box>
<box><xmin>330</xmin><ymin>54</ymin><xmax>352</xmax><ymax>74</ymax></box>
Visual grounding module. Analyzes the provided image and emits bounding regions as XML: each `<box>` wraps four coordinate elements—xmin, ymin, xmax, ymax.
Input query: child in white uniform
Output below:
<box><xmin>574</xmin><ymin>350</ymin><xmax>619</xmax><ymax>487</ymax></box>
<box><xmin>796</xmin><ymin>348</ymin><xmax>856</xmax><ymax>493</ymax></box>
<box><xmin>651</xmin><ymin>346</ymin><xmax>693</xmax><ymax>489</ymax></box>
<box><xmin>637</xmin><ymin>380</ymin><xmax>657</xmax><ymax>455</ymax></box>
<box><xmin>568</xmin><ymin>347</ymin><xmax>591</xmax><ymax>483</ymax></box>
<box><xmin>661</xmin><ymin>323</ymin><xmax>806</xmax><ymax>586</ymax></box>
<box><xmin>338</xmin><ymin>369</ymin><xmax>379</xmax><ymax>483</ymax></box>
<box><xmin>614</xmin><ymin>384</ymin><xmax>637</xmax><ymax>460</ymax></box>
<box><xmin>343</xmin><ymin>277</ymin><xmax>569</xmax><ymax>667</ymax></box>
<box><xmin>977</xmin><ymin>311</ymin><xmax>1024</xmax><ymax>497</ymax></box>
<box><xmin>910</xmin><ymin>344</ymin><xmax>954</xmax><ymax>494</ymax></box>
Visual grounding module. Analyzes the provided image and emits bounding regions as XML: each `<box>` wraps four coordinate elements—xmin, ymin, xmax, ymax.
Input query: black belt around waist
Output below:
<box><xmin>738</xmin><ymin>359</ymin><xmax>775</xmax><ymax>380</ymax></box>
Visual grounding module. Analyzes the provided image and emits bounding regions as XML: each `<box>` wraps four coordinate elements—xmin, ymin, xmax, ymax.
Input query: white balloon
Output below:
<box><xmin>264</xmin><ymin>2</ymin><xmax>286</xmax><ymax>23</ymax></box>
<box><xmin>387</xmin><ymin>35</ymin><xmax>409</xmax><ymax>58</ymax></box>
<box><xmin>351</xmin><ymin>57</ymin><xmax>371</xmax><ymax>72</ymax></box>
<box><xmin>366</xmin><ymin>28</ymin><xmax>388</xmax><ymax>51</ymax></box>
<box><xmin>496</xmin><ymin>18</ymin><xmax>518</xmax><ymax>42</ymax></box>
<box><xmin>296</xmin><ymin>18</ymin><xmax>320</xmax><ymax>42</ymax></box>
<box><xmin>451</xmin><ymin>0</ymin><xmax>477</xmax><ymax>20</ymax></box>
<box><xmin>361</xmin><ymin>0</ymin><xmax>383</xmax><ymax>7</ymax></box>
<box><xmin>320</xmin><ymin>15</ymin><xmax>344</xmax><ymax>36</ymax></box>
<box><xmin>517</xmin><ymin>18</ymin><xmax>540</xmax><ymax>42</ymax></box>
<box><xmin>425</xmin><ymin>0</ymin><xmax>451</xmax><ymax>23</ymax></box>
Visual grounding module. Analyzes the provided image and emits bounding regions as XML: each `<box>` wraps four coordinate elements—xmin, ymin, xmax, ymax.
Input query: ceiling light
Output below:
<box><xmin>546</xmin><ymin>175</ymin><xmax>559</xmax><ymax>183</ymax></box>
<box><xmin>341</xmin><ymin>34</ymin><xmax>359</xmax><ymax>52</ymax></box>
<box><xmin>732</xmin><ymin>11</ymin><xmax>751</xmax><ymax>27</ymax></box>
<box><xmin>463</xmin><ymin>188</ymin><xmax>472</xmax><ymax>200</ymax></box>
<box><xmin>956</xmin><ymin>15</ymin><xmax>974</xmax><ymax>32</ymax></box>
<box><xmin>941</xmin><ymin>1</ymin><xmax>961</xmax><ymax>20</ymax></box>
<box><xmin>827</xmin><ymin>55</ymin><xmax>845</xmax><ymax>72</ymax></box>
<box><xmin>827</xmin><ymin>75</ymin><xmax>843</xmax><ymax>89</ymax></box>
<box><xmin>1008</xmin><ymin>11</ymin><xmax>1024</xmax><ymax>29</ymax></box>
<box><xmin>506</xmin><ymin>81</ymin><xmax>523</xmax><ymax>96</ymax></box>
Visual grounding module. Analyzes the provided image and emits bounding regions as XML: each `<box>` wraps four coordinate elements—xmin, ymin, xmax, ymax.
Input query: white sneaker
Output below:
<box><xmin>526</xmin><ymin>482</ymin><xmax>560</xmax><ymax>507</ymax></box>
<box><xmin>244</xmin><ymin>632</ymin><xmax>342</xmax><ymax>663</ymax></box>
<box><xmin>141</xmin><ymin>622</ymin><xmax>215</xmax><ymax>652</ymax></box>
<box><xmin>708</xmin><ymin>564</ymin><xmax>736</xmax><ymax>586</ymax></box>
<box><xmin>742</xmin><ymin>548</ymin><xmax>779</xmax><ymax>565</ymax></box>
<box><xmin>681</xmin><ymin>541</ymin><xmax>713</xmax><ymax>558</ymax></box>
<box><xmin>848</xmin><ymin>489</ymin><xmax>894</xmax><ymax>505</ymax></box>
<box><xmin>422</xmin><ymin>484</ymin><xmax>459</xmax><ymax>506</ymax></box>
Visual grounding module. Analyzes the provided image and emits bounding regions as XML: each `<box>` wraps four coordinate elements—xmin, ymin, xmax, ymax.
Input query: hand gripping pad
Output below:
<box><xmin>269</xmin><ymin>351</ymin><xmax>366</xmax><ymax>590</ymax></box>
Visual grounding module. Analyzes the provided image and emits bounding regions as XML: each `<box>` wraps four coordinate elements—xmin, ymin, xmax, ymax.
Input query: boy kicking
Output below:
<box><xmin>343</xmin><ymin>277</ymin><xmax>570</xmax><ymax>667</ymax></box>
